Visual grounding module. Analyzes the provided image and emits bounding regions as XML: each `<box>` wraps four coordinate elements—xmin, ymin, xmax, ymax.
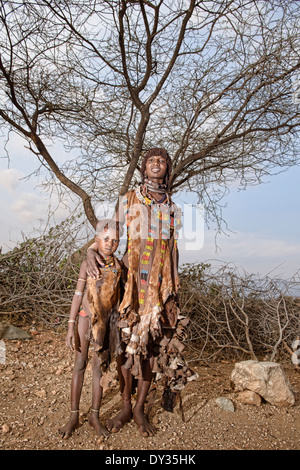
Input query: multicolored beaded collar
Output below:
<box><xmin>98</xmin><ymin>254</ymin><xmax>115</xmax><ymax>268</ymax></box>
<box><xmin>136</xmin><ymin>185</ymin><xmax>171</xmax><ymax>207</ymax></box>
<box><xmin>144</xmin><ymin>178</ymin><xmax>167</xmax><ymax>195</ymax></box>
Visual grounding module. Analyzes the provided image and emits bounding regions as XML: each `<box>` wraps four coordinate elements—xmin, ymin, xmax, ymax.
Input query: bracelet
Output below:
<box><xmin>75</xmin><ymin>290</ymin><xmax>84</xmax><ymax>296</ymax></box>
<box><xmin>68</xmin><ymin>320</ymin><xmax>76</xmax><ymax>323</ymax></box>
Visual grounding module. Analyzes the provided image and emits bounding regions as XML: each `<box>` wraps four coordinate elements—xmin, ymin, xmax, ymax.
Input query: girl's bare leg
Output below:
<box><xmin>88</xmin><ymin>352</ymin><xmax>109</xmax><ymax>437</ymax></box>
<box><xmin>106</xmin><ymin>353</ymin><xmax>133</xmax><ymax>432</ymax></box>
<box><xmin>59</xmin><ymin>316</ymin><xmax>90</xmax><ymax>439</ymax></box>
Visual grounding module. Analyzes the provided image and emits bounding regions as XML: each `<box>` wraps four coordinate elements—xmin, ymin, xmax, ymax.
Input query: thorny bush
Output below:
<box><xmin>1</xmin><ymin>225</ymin><xmax>299</xmax><ymax>362</ymax></box>
<box><xmin>0</xmin><ymin>219</ymin><xmax>88</xmax><ymax>328</ymax></box>
<box><xmin>179</xmin><ymin>263</ymin><xmax>300</xmax><ymax>362</ymax></box>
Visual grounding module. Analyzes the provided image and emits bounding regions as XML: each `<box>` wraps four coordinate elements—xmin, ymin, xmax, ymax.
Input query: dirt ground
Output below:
<box><xmin>1</xmin><ymin>328</ymin><xmax>300</xmax><ymax>451</ymax></box>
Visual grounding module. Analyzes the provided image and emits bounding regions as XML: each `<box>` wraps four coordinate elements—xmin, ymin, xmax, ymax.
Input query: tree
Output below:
<box><xmin>0</xmin><ymin>0</ymin><xmax>299</xmax><ymax>230</ymax></box>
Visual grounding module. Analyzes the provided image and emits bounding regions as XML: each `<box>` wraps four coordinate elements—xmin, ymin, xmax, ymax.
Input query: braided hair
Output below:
<box><xmin>140</xmin><ymin>148</ymin><xmax>172</xmax><ymax>188</ymax></box>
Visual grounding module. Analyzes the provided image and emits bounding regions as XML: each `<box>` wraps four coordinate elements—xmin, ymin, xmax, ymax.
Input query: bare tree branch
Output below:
<box><xmin>0</xmin><ymin>0</ymin><xmax>299</xmax><ymax>228</ymax></box>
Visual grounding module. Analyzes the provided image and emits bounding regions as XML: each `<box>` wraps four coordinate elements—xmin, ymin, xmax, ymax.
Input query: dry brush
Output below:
<box><xmin>1</xmin><ymin>228</ymin><xmax>299</xmax><ymax>362</ymax></box>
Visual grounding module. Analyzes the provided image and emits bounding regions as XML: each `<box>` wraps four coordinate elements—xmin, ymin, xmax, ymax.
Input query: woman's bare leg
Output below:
<box><xmin>133</xmin><ymin>357</ymin><xmax>157</xmax><ymax>437</ymax></box>
<box><xmin>106</xmin><ymin>353</ymin><xmax>133</xmax><ymax>432</ymax></box>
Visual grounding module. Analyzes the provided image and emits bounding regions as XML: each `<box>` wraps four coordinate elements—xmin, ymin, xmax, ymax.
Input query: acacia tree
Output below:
<box><xmin>0</xmin><ymin>0</ymin><xmax>299</xmax><ymax>230</ymax></box>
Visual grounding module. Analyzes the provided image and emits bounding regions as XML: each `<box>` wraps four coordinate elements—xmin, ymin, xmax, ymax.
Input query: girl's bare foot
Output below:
<box><xmin>107</xmin><ymin>399</ymin><xmax>132</xmax><ymax>433</ymax></box>
<box><xmin>89</xmin><ymin>411</ymin><xmax>109</xmax><ymax>437</ymax></box>
<box><xmin>133</xmin><ymin>403</ymin><xmax>157</xmax><ymax>437</ymax></box>
<box><xmin>59</xmin><ymin>412</ymin><xmax>80</xmax><ymax>439</ymax></box>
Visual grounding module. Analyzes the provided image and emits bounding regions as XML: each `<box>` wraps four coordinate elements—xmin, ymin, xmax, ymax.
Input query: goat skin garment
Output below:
<box><xmin>86</xmin><ymin>258</ymin><xmax>125</xmax><ymax>376</ymax></box>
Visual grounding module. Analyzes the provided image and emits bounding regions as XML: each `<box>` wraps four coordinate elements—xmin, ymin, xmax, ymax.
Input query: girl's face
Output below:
<box><xmin>145</xmin><ymin>155</ymin><xmax>167</xmax><ymax>182</ymax></box>
<box><xmin>96</xmin><ymin>228</ymin><xmax>119</xmax><ymax>257</ymax></box>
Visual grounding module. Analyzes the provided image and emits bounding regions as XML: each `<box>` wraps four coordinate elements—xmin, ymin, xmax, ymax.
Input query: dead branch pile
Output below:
<box><xmin>0</xmin><ymin>219</ymin><xmax>89</xmax><ymax>327</ymax></box>
<box><xmin>1</xmin><ymin>227</ymin><xmax>299</xmax><ymax>361</ymax></box>
<box><xmin>179</xmin><ymin>263</ymin><xmax>300</xmax><ymax>362</ymax></box>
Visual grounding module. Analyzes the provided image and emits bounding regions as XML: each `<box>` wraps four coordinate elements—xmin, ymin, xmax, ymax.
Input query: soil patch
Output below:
<box><xmin>1</xmin><ymin>329</ymin><xmax>300</xmax><ymax>450</ymax></box>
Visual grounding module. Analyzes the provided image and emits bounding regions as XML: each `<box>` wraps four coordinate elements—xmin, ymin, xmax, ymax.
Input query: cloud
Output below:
<box><xmin>0</xmin><ymin>168</ymin><xmax>24</xmax><ymax>193</ymax></box>
<box><xmin>9</xmin><ymin>191</ymin><xmax>43</xmax><ymax>222</ymax></box>
<box><xmin>179</xmin><ymin>229</ymin><xmax>300</xmax><ymax>278</ymax></box>
<box><xmin>0</xmin><ymin>188</ymin><xmax>75</xmax><ymax>251</ymax></box>
<box><xmin>217</xmin><ymin>231</ymin><xmax>300</xmax><ymax>259</ymax></box>
<box><xmin>10</xmin><ymin>198</ymin><xmax>27</xmax><ymax>212</ymax></box>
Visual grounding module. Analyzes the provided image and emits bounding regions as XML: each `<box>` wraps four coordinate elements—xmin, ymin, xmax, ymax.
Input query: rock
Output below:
<box><xmin>35</xmin><ymin>389</ymin><xmax>47</xmax><ymax>398</ymax></box>
<box><xmin>231</xmin><ymin>360</ymin><xmax>295</xmax><ymax>407</ymax></box>
<box><xmin>215</xmin><ymin>397</ymin><xmax>235</xmax><ymax>412</ymax></box>
<box><xmin>2</xmin><ymin>424</ymin><xmax>10</xmax><ymax>433</ymax></box>
<box><xmin>237</xmin><ymin>390</ymin><xmax>262</xmax><ymax>406</ymax></box>
<box><xmin>0</xmin><ymin>322</ymin><xmax>31</xmax><ymax>340</ymax></box>
<box><xmin>39</xmin><ymin>417</ymin><xmax>45</xmax><ymax>426</ymax></box>
<box><xmin>29</xmin><ymin>329</ymin><xmax>39</xmax><ymax>336</ymax></box>
<box><xmin>0</xmin><ymin>340</ymin><xmax>6</xmax><ymax>365</ymax></box>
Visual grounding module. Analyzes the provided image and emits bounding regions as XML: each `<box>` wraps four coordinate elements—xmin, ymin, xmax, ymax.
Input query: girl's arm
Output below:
<box><xmin>65</xmin><ymin>261</ymin><xmax>87</xmax><ymax>349</ymax></box>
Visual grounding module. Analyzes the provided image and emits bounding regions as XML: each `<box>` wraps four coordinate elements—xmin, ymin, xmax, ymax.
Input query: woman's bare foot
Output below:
<box><xmin>89</xmin><ymin>412</ymin><xmax>109</xmax><ymax>437</ymax></box>
<box><xmin>133</xmin><ymin>403</ymin><xmax>156</xmax><ymax>437</ymax></box>
<box><xmin>59</xmin><ymin>413</ymin><xmax>80</xmax><ymax>439</ymax></box>
<box><xmin>107</xmin><ymin>399</ymin><xmax>132</xmax><ymax>433</ymax></box>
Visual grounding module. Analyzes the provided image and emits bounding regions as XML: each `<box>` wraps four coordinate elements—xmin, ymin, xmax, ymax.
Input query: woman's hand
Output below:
<box><xmin>86</xmin><ymin>247</ymin><xmax>102</xmax><ymax>279</ymax></box>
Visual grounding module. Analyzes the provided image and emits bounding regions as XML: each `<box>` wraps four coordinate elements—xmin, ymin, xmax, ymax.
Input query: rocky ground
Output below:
<box><xmin>1</xmin><ymin>328</ymin><xmax>300</xmax><ymax>451</ymax></box>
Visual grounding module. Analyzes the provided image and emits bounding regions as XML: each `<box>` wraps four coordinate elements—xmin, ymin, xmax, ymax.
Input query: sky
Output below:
<box><xmin>0</xmin><ymin>133</ymin><xmax>300</xmax><ymax>281</ymax></box>
<box><xmin>177</xmin><ymin>165</ymin><xmax>300</xmax><ymax>279</ymax></box>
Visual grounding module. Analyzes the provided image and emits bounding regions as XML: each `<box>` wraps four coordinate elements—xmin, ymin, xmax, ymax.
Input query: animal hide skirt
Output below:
<box><xmin>119</xmin><ymin>295</ymin><xmax>198</xmax><ymax>401</ymax></box>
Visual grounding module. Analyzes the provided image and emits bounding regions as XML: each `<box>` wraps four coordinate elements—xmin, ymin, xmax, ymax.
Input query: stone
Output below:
<box><xmin>237</xmin><ymin>390</ymin><xmax>262</xmax><ymax>406</ymax></box>
<box><xmin>2</xmin><ymin>424</ymin><xmax>10</xmax><ymax>433</ymax></box>
<box><xmin>215</xmin><ymin>397</ymin><xmax>235</xmax><ymax>412</ymax></box>
<box><xmin>231</xmin><ymin>360</ymin><xmax>295</xmax><ymax>407</ymax></box>
<box><xmin>0</xmin><ymin>322</ymin><xmax>31</xmax><ymax>340</ymax></box>
<box><xmin>35</xmin><ymin>389</ymin><xmax>47</xmax><ymax>398</ymax></box>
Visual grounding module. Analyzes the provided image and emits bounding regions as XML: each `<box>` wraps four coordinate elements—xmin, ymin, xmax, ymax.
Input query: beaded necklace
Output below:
<box><xmin>98</xmin><ymin>254</ymin><xmax>115</xmax><ymax>268</ymax></box>
<box><xmin>144</xmin><ymin>178</ymin><xmax>167</xmax><ymax>195</ymax></box>
<box><xmin>137</xmin><ymin>184</ymin><xmax>170</xmax><ymax>207</ymax></box>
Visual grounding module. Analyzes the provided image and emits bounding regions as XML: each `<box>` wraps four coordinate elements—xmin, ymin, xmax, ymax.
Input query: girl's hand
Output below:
<box><xmin>65</xmin><ymin>326</ymin><xmax>75</xmax><ymax>350</ymax></box>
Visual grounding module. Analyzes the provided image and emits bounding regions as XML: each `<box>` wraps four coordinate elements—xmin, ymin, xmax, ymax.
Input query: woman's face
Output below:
<box><xmin>145</xmin><ymin>155</ymin><xmax>167</xmax><ymax>182</ymax></box>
